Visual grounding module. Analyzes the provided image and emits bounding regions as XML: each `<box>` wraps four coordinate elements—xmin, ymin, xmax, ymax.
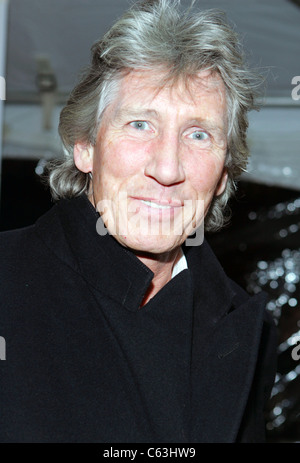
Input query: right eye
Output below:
<box><xmin>129</xmin><ymin>121</ymin><xmax>150</xmax><ymax>130</ymax></box>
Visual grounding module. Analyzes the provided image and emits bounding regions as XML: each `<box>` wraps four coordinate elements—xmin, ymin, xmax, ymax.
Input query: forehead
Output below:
<box><xmin>110</xmin><ymin>69</ymin><xmax>227</xmax><ymax>115</ymax></box>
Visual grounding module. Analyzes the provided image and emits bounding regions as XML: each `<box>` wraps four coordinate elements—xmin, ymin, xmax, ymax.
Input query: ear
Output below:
<box><xmin>74</xmin><ymin>142</ymin><xmax>94</xmax><ymax>173</ymax></box>
<box><xmin>215</xmin><ymin>167</ymin><xmax>228</xmax><ymax>197</ymax></box>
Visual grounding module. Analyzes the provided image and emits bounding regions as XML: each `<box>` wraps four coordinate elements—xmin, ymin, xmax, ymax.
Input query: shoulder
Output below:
<box><xmin>0</xmin><ymin>224</ymin><xmax>36</xmax><ymax>247</ymax></box>
<box><xmin>0</xmin><ymin>202</ymin><xmax>65</xmax><ymax>266</ymax></box>
<box><xmin>227</xmin><ymin>277</ymin><xmax>276</xmax><ymax>334</ymax></box>
<box><xmin>227</xmin><ymin>269</ymin><xmax>277</xmax><ymax>357</ymax></box>
<box><xmin>0</xmin><ymin>225</ymin><xmax>41</xmax><ymax>271</ymax></box>
<box><xmin>0</xmin><ymin>206</ymin><xmax>66</xmax><ymax>302</ymax></box>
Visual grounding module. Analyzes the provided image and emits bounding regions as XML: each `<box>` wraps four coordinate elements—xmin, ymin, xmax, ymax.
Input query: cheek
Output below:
<box><xmin>99</xmin><ymin>139</ymin><xmax>147</xmax><ymax>179</ymax></box>
<box><xmin>92</xmin><ymin>138</ymin><xmax>149</xmax><ymax>204</ymax></box>
<box><xmin>187</xmin><ymin>154</ymin><xmax>225</xmax><ymax>195</ymax></box>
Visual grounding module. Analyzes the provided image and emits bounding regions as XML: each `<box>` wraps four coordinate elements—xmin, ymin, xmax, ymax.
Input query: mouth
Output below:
<box><xmin>140</xmin><ymin>200</ymin><xmax>173</xmax><ymax>210</ymax></box>
<box><xmin>132</xmin><ymin>197</ymin><xmax>183</xmax><ymax>210</ymax></box>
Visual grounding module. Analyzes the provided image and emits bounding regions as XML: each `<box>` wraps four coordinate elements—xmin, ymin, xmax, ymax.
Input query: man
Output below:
<box><xmin>0</xmin><ymin>0</ymin><xmax>276</xmax><ymax>443</ymax></box>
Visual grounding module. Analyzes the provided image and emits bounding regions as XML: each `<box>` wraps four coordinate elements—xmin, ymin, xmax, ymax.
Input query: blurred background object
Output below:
<box><xmin>0</xmin><ymin>0</ymin><xmax>299</xmax><ymax>442</ymax></box>
<box><xmin>0</xmin><ymin>0</ymin><xmax>9</xmax><ymax>195</ymax></box>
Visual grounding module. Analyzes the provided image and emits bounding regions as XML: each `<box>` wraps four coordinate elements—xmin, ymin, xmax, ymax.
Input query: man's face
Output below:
<box><xmin>77</xmin><ymin>69</ymin><xmax>228</xmax><ymax>254</ymax></box>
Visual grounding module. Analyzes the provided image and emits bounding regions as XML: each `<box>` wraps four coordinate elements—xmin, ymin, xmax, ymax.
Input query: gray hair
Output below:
<box><xmin>47</xmin><ymin>0</ymin><xmax>261</xmax><ymax>231</ymax></box>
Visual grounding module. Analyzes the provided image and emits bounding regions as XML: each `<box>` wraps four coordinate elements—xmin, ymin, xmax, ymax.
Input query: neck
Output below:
<box><xmin>135</xmin><ymin>247</ymin><xmax>183</xmax><ymax>306</ymax></box>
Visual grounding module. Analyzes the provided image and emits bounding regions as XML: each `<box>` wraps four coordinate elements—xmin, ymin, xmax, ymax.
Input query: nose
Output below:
<box><xmin>144</xmin><ymin>132</ymin><xmax>185</xmax><ymax>186</ymax></box>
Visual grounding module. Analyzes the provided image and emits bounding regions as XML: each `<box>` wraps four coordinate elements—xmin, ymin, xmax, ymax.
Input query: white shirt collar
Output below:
<box><xmin>171</xmin><ymin>248</ymin><xmax>188</xmax><ymax>279</ymax></box>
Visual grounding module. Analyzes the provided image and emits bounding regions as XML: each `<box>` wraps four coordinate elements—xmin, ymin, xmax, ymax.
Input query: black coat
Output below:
<box><xmin>0</xmin><ymin>195</ymin><xmax>277</xmax><ymax>443</ymax></box>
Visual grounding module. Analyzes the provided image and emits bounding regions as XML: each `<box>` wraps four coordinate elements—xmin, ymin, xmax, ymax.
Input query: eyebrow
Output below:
<box><xmin>114</xmin><ymin>107</ymin><xmax>160</xmax><ymax>122</ymax></box>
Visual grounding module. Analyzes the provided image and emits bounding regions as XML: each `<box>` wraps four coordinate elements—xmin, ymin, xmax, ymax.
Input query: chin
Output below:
<box><xmin>117</xmin><ymin>234</ymin><xmax>183</xmax><ymax>256</ymax></box>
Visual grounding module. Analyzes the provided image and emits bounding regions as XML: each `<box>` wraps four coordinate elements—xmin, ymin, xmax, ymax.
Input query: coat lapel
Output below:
<box><xmin>189</xmin><ymin>292</ymin><xmax>266</xmax><ymax>442</ymax></box>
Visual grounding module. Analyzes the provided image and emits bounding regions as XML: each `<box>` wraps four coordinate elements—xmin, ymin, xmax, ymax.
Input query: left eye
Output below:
<box><xmin>130</xmin><ymin>121</ymin><xmax>149</xmax><ymax>130</ymax></box>
<box><xmin>189</xmin><ymin>131</ymin><xmax>209</xmax><ymax>140</ymax></box>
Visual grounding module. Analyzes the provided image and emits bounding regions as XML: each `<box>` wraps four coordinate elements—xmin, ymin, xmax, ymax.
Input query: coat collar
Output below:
<box><xmin>184</xmin><ymin>239</ymin><xmax>237</xmax><ymax>330</ymax></box>
<box><xmin>35</xmin><ymin>195</ymin><xmax>154</xmax><ymax>312</ymax></box>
